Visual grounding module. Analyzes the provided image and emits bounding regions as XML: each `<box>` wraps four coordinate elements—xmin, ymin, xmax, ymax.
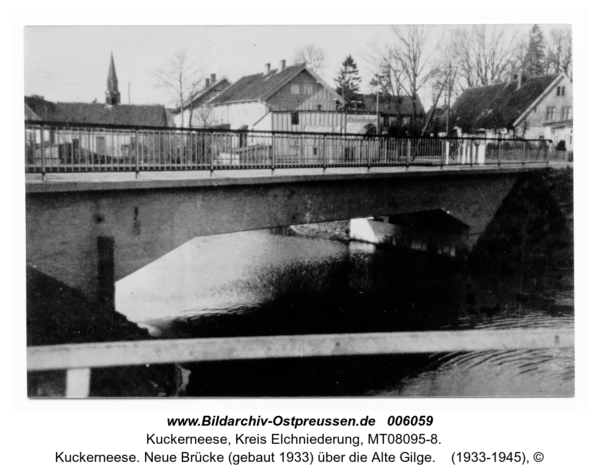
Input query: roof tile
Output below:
<box><xmin>208</xmin><ymin>64</ymin><xmax>306</xmax><ymax>105</ymax></box>
<box><xmin>451</xmin><ymin>74</ymin><xmax>559</xmax><ymax>132</ymax></box>
<box><xmin>25</xmin><ymin>96</ymin><xmax>169</xmax><ymax>127</ymax></box>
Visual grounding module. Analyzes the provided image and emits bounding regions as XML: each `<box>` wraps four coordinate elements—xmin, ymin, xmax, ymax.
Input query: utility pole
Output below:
<box><xmin>375</xmin><ymin>74</ymin><xmax>380</xmax><ymax>135</ymax></box>
<box><xmin>446</xmin><ymin>64</ymin><xmax>452</xmax><ymax>137</ymax></box>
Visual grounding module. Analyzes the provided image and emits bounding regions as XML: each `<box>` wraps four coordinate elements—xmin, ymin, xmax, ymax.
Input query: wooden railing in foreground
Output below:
<box><xmin>27</xmin><ymin>329</ymin><xmax>573</xmax><ymax>398</ymax></box>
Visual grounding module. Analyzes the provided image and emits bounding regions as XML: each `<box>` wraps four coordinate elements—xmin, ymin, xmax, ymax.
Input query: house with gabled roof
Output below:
<box><xmin>25</xmin><ymin>95</ymin><xmax>170</xmax><ymax>128</ymax></box>
<box><xmin>345</xmin><ymin>93</ymin><xmax>426</xmax><ymax>134</ymax></box>
<box><xmin>206</xmin><ymin>60</ymin><xmax>346</xmax><ymax>132</ymax></box>
<box><xmin>25</xmin><ymin>53</ymin><xmax>171</xmax><ymax>164</ymax></box>
<box><xmin>450</xmin><ymin>72</ymin><xmax>573</xmax><ymax>150</ymax></box>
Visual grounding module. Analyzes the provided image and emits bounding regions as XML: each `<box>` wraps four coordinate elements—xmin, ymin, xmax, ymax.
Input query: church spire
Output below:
<box><xmin>105</xmin><ymin>52</ymin><xmax>121</xmax><ymax>106</ymax></box>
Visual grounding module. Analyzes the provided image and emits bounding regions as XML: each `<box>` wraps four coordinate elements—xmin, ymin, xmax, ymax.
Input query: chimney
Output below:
<box><xmin>205</xmin><ymin>78</ymin><xmax>210</xmax><ymax>88</ymax></box>
<box><xmin>211</xmin><ymin>73</ymin><xmax>216</xmax><ymax>84</ymax></box>
<box><xmin>280</xmin><ymin>59</ymin><xmax>286</xmax><ymax>71</ymax></box>
<box><xmin>264</xmin><ymin>63</ymin><xmax>271</xmax><ymax>75</ymax></box>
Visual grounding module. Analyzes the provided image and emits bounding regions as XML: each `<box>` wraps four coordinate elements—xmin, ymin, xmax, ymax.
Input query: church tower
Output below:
<box><xmin>105</xmin><ymin>53</ymin><xmax>121</xmax><ymax>106</ymax></box>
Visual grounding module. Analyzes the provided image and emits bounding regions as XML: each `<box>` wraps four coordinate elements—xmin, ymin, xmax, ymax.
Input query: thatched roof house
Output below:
<box><xmin>449</xmin><ymin>72</ymin><xmax>571</xmax><ymax>139</ymax></box>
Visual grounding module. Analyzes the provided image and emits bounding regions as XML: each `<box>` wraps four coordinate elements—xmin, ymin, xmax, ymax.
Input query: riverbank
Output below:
<box><xmin>290</xmin><ymin>220</ymin><xmax>352</xmax><ymax>242</ymax></box>
<box><xmin>27</xmin><ymin>267</ymin><xmax>181</xmax><ymax>397</ymax></box>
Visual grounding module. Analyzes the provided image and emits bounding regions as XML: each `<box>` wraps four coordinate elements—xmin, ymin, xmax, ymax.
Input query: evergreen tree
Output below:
<box><xmin>334</xmin><ymin>55</ymin><xmax>362</xmax><ymax>109</ymax></box>
<box><xmin>523</xmin><ymin>24</ymin><xmax>546</xmax><ymax>76</ymax></box>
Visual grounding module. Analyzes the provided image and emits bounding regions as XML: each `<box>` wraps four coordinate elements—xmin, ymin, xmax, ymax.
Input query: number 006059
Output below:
<box><xmin>387</xmin><ymin>416</ymin><xmax>433</xmax><ymax>426</ymax></box>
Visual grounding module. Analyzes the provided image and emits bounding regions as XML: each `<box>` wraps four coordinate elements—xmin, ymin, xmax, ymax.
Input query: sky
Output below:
<box><xmin>24</xmin><ymin>24</ymin><xmax>566</xmax><ymax>110</ymax></box>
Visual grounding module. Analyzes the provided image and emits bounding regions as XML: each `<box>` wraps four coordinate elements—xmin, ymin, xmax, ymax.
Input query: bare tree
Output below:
<box><xmin>155</xmin><ymin>50</ymin><xmax>204</xmax><ymax>128</ymax></box>
<box><xmin>370</xmin><ymin>56</ymin><xmax>408</xmax><ymax>127</ymax></box>
<box><xmin>379</xmin><ymin>25</ymin><xmax>441</xmax><ymax>130</ymax></box>
<box><xmin>293</xmin><ymin>44</ymin><xmax>326</xmax><ymax>73</ymax></box>
<box><xmin>546</xmin><ymin>28</ymin><xmax>572</xmax><ymax>80</ymax></box>
<box><xmin>192</xmin><ymin>105</ymin><xmax>214</xmax><ymax>128</ymax></box>
<box><xmin>428</xmin><ymin>61</ymin><xmax>459</xmax><ymax>136</ymax></box>
<box><xmin>431</xmin><ymin>33</ymin><xmax>462</xmax><ymax>107</ymax></box>
<box><xmin>509</xmin><ymin>36</ymin><xmax>529</xmax><ymax>75</ymax></box>
<box><xmin>448</xmin><ymin>25</ymin><xmax>519</xmax><ymax>91</ymax></box>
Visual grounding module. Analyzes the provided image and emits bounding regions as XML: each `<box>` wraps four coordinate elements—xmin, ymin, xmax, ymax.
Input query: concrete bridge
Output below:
<box><xmin>26</xmin><ymin>164</ymin><xmax>563</xmax><ymax>307</ymax></box>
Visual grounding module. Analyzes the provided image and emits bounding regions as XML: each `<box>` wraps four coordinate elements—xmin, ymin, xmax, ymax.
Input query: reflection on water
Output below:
<box><xmin>385</xmin><ymin>348</ymin><xmax>574</xmax><ymax>397</ymax></box>
<box><xmin>116</xmin><ymin>228</ymin><xmax>574</xmax><ymax>397</ymax></box>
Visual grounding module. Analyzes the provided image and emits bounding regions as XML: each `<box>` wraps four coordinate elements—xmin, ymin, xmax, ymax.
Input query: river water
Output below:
<box><xmin>116</xmin><ymin>224</ymin><xmax>573</xmax><ymax>397</ymax></box>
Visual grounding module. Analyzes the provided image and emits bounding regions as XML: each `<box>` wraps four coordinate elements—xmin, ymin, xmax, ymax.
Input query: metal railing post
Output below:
<box><xmin>271</xmin><ymin>132</ymin><xmax>275</xmax><ymax>175</ymax></box>
<box><xmin>470</xmin><ymin>140</ymin><xmax>474</xmax><ymax>167</ymax></box>
<box><xmin>210</xmin><ymin>132</ymin><xmax>215</xmax><ymax>176</ymax></box>
<box><xmin>322</xmin><ymin>135</ymin><xmax>326</xmax><ymax>173</ymax></box>
<box><xmin>40</xmin><ymin>124</ymin><xmax>46</xmax><ymax>179</ymax></box>
<box><xmin>442</xmin><ymin>139</ymin><xmax>447</xmax><ymax>169</ymax></box>
<box><xmin>135</xmin><ymin>128</ymin><xmax>140</xmax><ymax>178</ymax></box>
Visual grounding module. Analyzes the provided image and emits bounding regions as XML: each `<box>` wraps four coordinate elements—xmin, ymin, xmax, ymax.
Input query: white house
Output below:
<box><xmin>206</xmin><ymin>60</ymin><xmax>346</xmax><ymax>132</ymax></box>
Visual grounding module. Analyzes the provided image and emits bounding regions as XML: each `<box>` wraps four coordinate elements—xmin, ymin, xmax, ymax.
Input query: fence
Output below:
<box><xmin>27</xmin><ymin>328</ymin><xmax>573</xmax><ymax>397</ymax></box>
<box><xmin>25</xmin><ymin>121</ymin><xmax>565</xmax><ymax>175</ymax></box>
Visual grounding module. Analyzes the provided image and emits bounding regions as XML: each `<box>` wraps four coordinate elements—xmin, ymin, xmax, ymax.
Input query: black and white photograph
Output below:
<box><xmin>24</xmin><ymin>23</ymin><xmax>574</xmax><ymax>398</ymax></box>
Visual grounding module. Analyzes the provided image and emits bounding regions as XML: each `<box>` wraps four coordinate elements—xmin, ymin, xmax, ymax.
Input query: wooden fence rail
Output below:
<box><xmin>28</xmin><ymin>329</ymin><xmax>573</xmax><ymax>398</ymax></box>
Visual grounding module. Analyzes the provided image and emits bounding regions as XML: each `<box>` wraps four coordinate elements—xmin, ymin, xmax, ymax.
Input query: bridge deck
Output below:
<box><xmin>26</xmin><ymin>162</ymin><xmax>570</xmax><ymax>193</ymax></box>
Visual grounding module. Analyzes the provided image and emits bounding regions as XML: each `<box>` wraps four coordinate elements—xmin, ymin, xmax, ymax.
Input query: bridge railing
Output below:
<box><xmin>25</xmin><ymin>121</ymin><xmax>557</xmax><ymax>174</ymax></box>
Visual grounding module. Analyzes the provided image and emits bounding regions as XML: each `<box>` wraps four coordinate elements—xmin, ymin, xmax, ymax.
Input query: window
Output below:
<box><xmin>291</xmin><ymin>111</ymin><xmax>299</xmax><ymax>125</ymax></box>
<box><xmin>556</xmin><ymin>86</ymin><xmax>566</xmax><ymax>96</ymax></box>
<box><xmin>546</xmin><ymin>106</ymin><xmax>556</xmax><ymax>121</ymax></box>
<box><xmin>303</xmin><ymin>83</ymin><xmax>314</xmax><ymax>95</ymax></box>
<box><xmin>291</xmin><ymin>84</ymin><xmax>300</xmax><ymax>94</ymax></box>
<box><xmin>317</xmin><ymin>104</ymin><xmax>322</xmax><ymax>111</ymax></box>
<box><xmin>561</xmin><ymin>107</ymin><xmax>572</xmax><ymax>120</ymax></box>
<box><xmin>556</xmin><ymin>86</ymin><xmax>561</xmax><ymax>96</ymax></box>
